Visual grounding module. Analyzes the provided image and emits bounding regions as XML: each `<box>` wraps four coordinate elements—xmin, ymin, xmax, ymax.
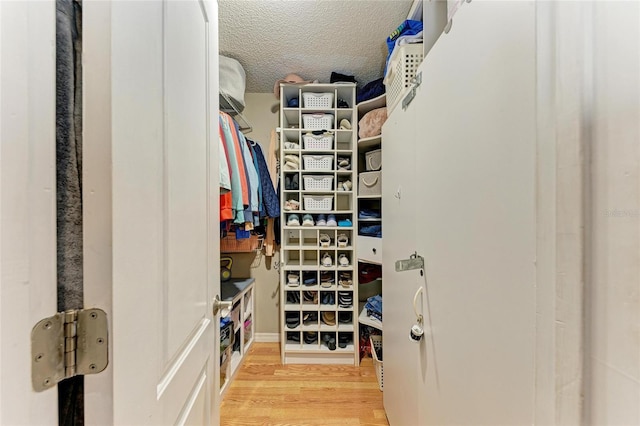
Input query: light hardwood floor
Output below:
<box><xmin>220</xmin><ymin>342</ymin><xmax>388</xmax><ymax>426</ymax></box>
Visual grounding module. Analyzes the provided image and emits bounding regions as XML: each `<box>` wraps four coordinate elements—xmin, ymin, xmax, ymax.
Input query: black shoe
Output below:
<box><xmin>338</xmin><ymin>333</ymin><xmax>350</xmax><ymax>348</ymax></box>
<box><xmin>304</xmin><ymin>331</ymin><xmax>318</xmax><ymax>344</ymax></box>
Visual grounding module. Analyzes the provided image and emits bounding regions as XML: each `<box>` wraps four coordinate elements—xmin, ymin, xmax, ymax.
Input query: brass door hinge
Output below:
<box><xmin>31</xmin><ymin>308</ymin><xmax>108</xmax><ymax>392</ymax></box>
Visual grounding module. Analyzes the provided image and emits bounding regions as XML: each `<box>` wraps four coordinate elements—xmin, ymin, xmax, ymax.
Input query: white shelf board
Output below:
<box><xmin>356</xmin><ymin>94</ymin><xmax>387</xmax><ymax>117</ymax></box>
<box><xmin>357</xmin><ymin>135</ymin><xmax>382</xmax><ymax>151</ymax></box>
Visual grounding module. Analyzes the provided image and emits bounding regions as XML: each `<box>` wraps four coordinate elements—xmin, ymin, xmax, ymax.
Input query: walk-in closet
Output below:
<box><xmin>1</xmin><ymin>0</ymin><xmax>638</xmax><ymax>425</ymax></box>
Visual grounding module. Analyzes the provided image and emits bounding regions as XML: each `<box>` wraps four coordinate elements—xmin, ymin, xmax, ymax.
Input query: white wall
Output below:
<box><xmin>585</xmin><ymin>2</ymin><xmax>640</xmax><ymax>424</ymax></box>
<box><xmin>227</xmin><ymin>93</ymin><xmax>281</xmax><ymax>336</ymax></box>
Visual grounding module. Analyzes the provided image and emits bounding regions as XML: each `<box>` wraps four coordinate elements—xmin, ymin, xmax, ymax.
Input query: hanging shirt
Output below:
<box><xmin>237</xmin><ymin>126</ymin><xmax>259</xmax><ymax>214</ymax></box>
<box><xmin>219</xmin><ymin>113</ymin><xmax>248</xmax><ymax>223</ymax></box>
<box><xmin>252</xmin><ymin>141</ymin><xmax>280</xmax><ymax>218</ymax></box>
<box><xmin>219</xmin><ymin>136</ymin><xmax>231</xmax><ymax>193</ymax></box>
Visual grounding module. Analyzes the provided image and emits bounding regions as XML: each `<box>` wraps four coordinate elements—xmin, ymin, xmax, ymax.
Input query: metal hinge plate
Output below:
<box><xmin>31</xmin><ymin>308</ymin><xmax>108</xmax><ymax>392</ymax></box>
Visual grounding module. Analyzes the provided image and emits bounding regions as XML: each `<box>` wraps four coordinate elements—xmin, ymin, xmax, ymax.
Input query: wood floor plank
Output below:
<box><xmin>220</xmin><ymin>343</ymin><xmax>388</xmax><ymax>426</ymax></box>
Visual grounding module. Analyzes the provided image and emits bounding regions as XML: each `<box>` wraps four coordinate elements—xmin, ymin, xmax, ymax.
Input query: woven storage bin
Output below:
<box><xmin>302</xmin><ymin>113</ymin><xmax>334</xmax><ymax>130</ymax></box>
<box><xmin>303</xmin><ymin>92</ymin><xmax>334</xmax><ymax>108</ymax></box>
<box><xmin>383</xmin><ymin>43</ymin><xmax>424</xmax><ymax>114</ymax></box>
<box><xmin>303</xmin><ymin>133</ymin><xmax>333</xmax><ymax>150</ymax></box>
<box><xmin>365</xmin><ymin>149</ymin><xmax>382</xmax><ymax>171</ymax></box>
<box><xmin>303</xmin><ymin>195</ymin><xmax>333</xmax><ymax>211</ymax></box>
<box><xmin>370</xmin><ymin>335</ymin><xmax>383</xmax><ymax>391</ymax></box>
<box><xmin>220</xmin><ymin>232</ymin><xmax>261</xmax><ymax>253</ymax></box>
<box><xmin>303</xmin><ymin>154</ymin><xmax>333</xmax><ymax>170</ymax></box>
<box><xmin>303</xmin><ymin>175</ymin><xmax>333</xmax><ymax>191</ymax></box>
<box><xmin>358</xmin><ymin>171</ymin><xmax>382</xmax><ymax>196</ymax></box>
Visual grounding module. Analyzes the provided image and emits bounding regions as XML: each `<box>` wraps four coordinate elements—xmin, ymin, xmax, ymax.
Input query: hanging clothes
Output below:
<box><xmin>250</xmin><ymin>140</ymin><xmax>280</xmax><ymax>218</ymax></box>
<box><xmin>220</xmin><ymin>112</ymin><xmax>251</xmax><ymax>224</ymax></box>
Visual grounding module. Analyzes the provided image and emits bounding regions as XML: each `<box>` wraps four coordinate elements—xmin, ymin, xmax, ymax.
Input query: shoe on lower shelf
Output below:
<box><xmin>321</xmin><ymin>252</ymin><xmax>333</xmax><ymax>267</ymax></box>
<box><xmin>302</xmin><ymin>214</ymin><xmax>315</xmax><ymax>227</ymax></box>
<box><xmin>319</xmin><ymin>233</ymin><xmax>331</xmax><ymax>248</ymax></box>
<box><xmin>287</xmin><ymin>214</ymin><xmax>300</xmax><ymax>226</ymax></box>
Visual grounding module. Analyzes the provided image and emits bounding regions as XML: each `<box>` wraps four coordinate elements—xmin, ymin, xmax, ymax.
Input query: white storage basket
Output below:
<box><xmin>302</xmin><ymin>113</ymin><xmax>334</xmax><ymax>130</ymax></box>
<box><xmin>383</xmin><ymin>43</ymin><xmax>424</xmax><ymax>114</ymax></box>
<box><xmin>303</xmin><ymin>133</ymin><xmax>334</xmax><ymax>150</ymax></box>
<box><xmin>370</xmin><ymin>335</ymin><xmax>383</xmax><ymax>391</ymax></box>
<box><xmin>303</xmin><ymin>195</ymin><xmax>333</xmax><ymax>211</ymax></box>
<box><xmin>303</xmin><ymin>175</ymin><xmax>333</xmax><ymax>191</ymax></box>
<box><xmin>303</xmin><ymin>92</ymin><xmax>334</xmax><ymax>109</ymax></box>
<box><xmin>303</xmin><ymin>155</ymin><xmax>333</xmax><ymax>171</ymax></box>
<box><xmin>358</xmin><ymin>171</ymin><xmax>382</xmax><ymax>196</ymax></box>
<box><xmin>365</xmin><ymin>149</ymin><xmax>381</xmax><ymax>171</ymax></box>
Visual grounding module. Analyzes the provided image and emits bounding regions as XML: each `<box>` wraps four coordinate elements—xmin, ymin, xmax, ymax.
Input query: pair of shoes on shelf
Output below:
<box><xmin>338</xmin><ymin>254</ymin><xmax>350</xmax><ymax>267</ymax></box>
<box><xmin>287</xmin><ymin>332</ymin><xmax>300</xmax><ymax>343</ymax></box>
<box><xmin>321</xmin><ymin>253</ymin><xmax>333</xmax><ymax>267</ymax></box>
<box><xmin>287</xmin><ymin>272</ymin><xmax>300</xmax><ymax>286</ymax></box>
<box><xmin>337</xmin><ymin>233</ymin><xmax>349</xmax><ymax>247</ymax></box>
<box><xmin>284</xmin><ymin>199</ymin><xmax>300</xmax><ymax>211</ymax></box>
<box><xmin>303</xmin><ymin>291</ymin><xmax>318</xmax><ymax>304</ymax></box>
<box><xmin>319</xmin><ymin>233</ymin><xmax>332</xmax><ymax>247</ymax></box>
<box><xmin>338</xmin><ymin>180</ymin><xmax>352</xmax><ymax>191</ymax></box>
<box><xmin>338</xmin><ymin>292</ymin><xmax>353</xmax><ymax>308</ymax></box>
<box><xmin>322</xmin><ymin>333</ymin><xmax>336</xmax><ymax>351</ymax></box>
<box><xmin>304</xmin><ymin>331</ymin><xmax>318</xmax><ymax>344</ymax></box>
<box><xmin>283</xmin><ymin>141</ymin><xmax>299</xmax><ymax>150</ymax></box>
<box><xmin>338</xmin><ymin>218</ymin><xmax>352</xmax><ymax>227</ymax></box>
<box><xmin>286</xmin><ymin>312</ymin><xmax>300</xmax><ymax>329</ymax></box>
<box><xmin>338</xmin><ymin>333</ymin><xmax>351</xmax><ymax>348</ymax></box>
<box><xmin>321</xmin><ymin>292</ymin><xmax>335</xmax><ymax>305</ymax></box>
<box><xmin>302</xmin><ymin>271</ymin><xmax>317</xmax><ymax>286</ymax></box>
<box><xmin>338</xmin><ymin>311</ymin><xmax>352</xmax><ymax>324</ymax></box>
<box><xmin>337</xmin><ymin>156</ymin><xmax>351</xmax><ymax>170</ymax></box>
<box><xmin>320</xmin><ymin>271</ymin><xmax>335</xmax><ymax>287</ymax></box>
<box><xmin>284</xmin><ymin>174</ymin><xmax>299</xmax><ymax>190</ymax></box>
<box><xmin>287</xmin><ymin>292</ymin><xmax>300</xmax><ymax>304</ymax></box>
<box><xmin>316</xmin><ymin>214</ymin><xmax>327</xmax><ymax>227</ymax></box>
<box><xmin>303</xmin><ymin>312</ymin><xmax>318</xmax><ymax>325</ymax></box>
<box><xmin>338</xmin><ymin>272</ymin><xmax>352</xmax><ymax>287</ymax></box>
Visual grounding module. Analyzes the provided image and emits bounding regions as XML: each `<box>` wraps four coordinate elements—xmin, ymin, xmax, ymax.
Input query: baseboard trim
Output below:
<box><xmin>254</xmin><ymin>332</ymin><xmax>280</xmax><ymax>343</ymax></box>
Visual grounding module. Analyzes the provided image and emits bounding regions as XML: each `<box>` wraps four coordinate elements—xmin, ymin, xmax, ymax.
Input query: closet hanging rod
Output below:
<box><xmin>219</xmin><ymin>92</ymin><xmax>253</xmax><ymax>133</ymax></box>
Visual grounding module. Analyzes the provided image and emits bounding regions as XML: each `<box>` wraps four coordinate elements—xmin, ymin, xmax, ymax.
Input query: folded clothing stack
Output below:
<box><xmin>283</xmin><ymin>154</ymin><xmax>300</xmax><ymax>171</ymax></box>
<box><xmin>358</xmin><ymin>209</ymin><xmax>381</xmax><ymax>219</ymax></box>
<box><xmin>359</xmin><ymin>262</ymin><xmax>382</xmax><ymax>284</ymax></box>
<box><xmin>365</xmin><ymin>294</ymin><xmax>382</xmax><ymax>321</ymax></box>
<box><xmin>360</xmin><ymin>224</ymin><xmax>382</xmax><ymax>237</ymax></box>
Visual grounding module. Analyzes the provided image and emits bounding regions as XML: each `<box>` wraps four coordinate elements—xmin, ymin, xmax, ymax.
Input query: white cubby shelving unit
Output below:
<box><xmin>279</xmin><ymin>83</ymin><xmax>358</xmax><ymax>365</ymax></box>
<box><xmin>219</xmin><ymin>278</ymin><xmax>255</xmax><ymax>396</ymax></box>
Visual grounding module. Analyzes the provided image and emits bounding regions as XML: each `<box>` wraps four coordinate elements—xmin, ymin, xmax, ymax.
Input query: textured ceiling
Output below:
<box><xmin>219</xmin><ymin>0</ymin><xmax>414</xmax><ymax>94</ymax></box>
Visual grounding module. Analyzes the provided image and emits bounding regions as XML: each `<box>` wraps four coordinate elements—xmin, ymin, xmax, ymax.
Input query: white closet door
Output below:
<box><xmin>83</xmin><ymin>1</ymin><xmax>221</xmax><ymax>424</ymax></box>
<box><xmin>411</xmin><ymin>1</ymin><xmax>537</xmax><ymax>425</ymax></box>
<box><xmin>381</xmin><ymin>99</ymin><xmax>423</xmax><ymax>426</ymax></box>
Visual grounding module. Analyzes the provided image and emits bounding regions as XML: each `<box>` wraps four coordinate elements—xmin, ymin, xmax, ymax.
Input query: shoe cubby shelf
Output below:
<box><xmin>356</xmin><ymin>95</ymin><xmax>385</xmax><ymax>355</ymax></box>
<box><xmin>219</xmin><ymin>278</ymin><xmax>255</xmax><ymax>397</ymax></box>
<box><xmin>279</xmin><ymin>83</ymin><xmax>359</xmax><ymax>365</ymax></box>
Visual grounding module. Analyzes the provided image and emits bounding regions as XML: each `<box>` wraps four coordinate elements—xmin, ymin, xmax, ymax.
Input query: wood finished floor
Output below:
<box><xmin>220</xmin><ymin>342</ymin><xmax>388</xmax><ymax>426</ymax></box>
